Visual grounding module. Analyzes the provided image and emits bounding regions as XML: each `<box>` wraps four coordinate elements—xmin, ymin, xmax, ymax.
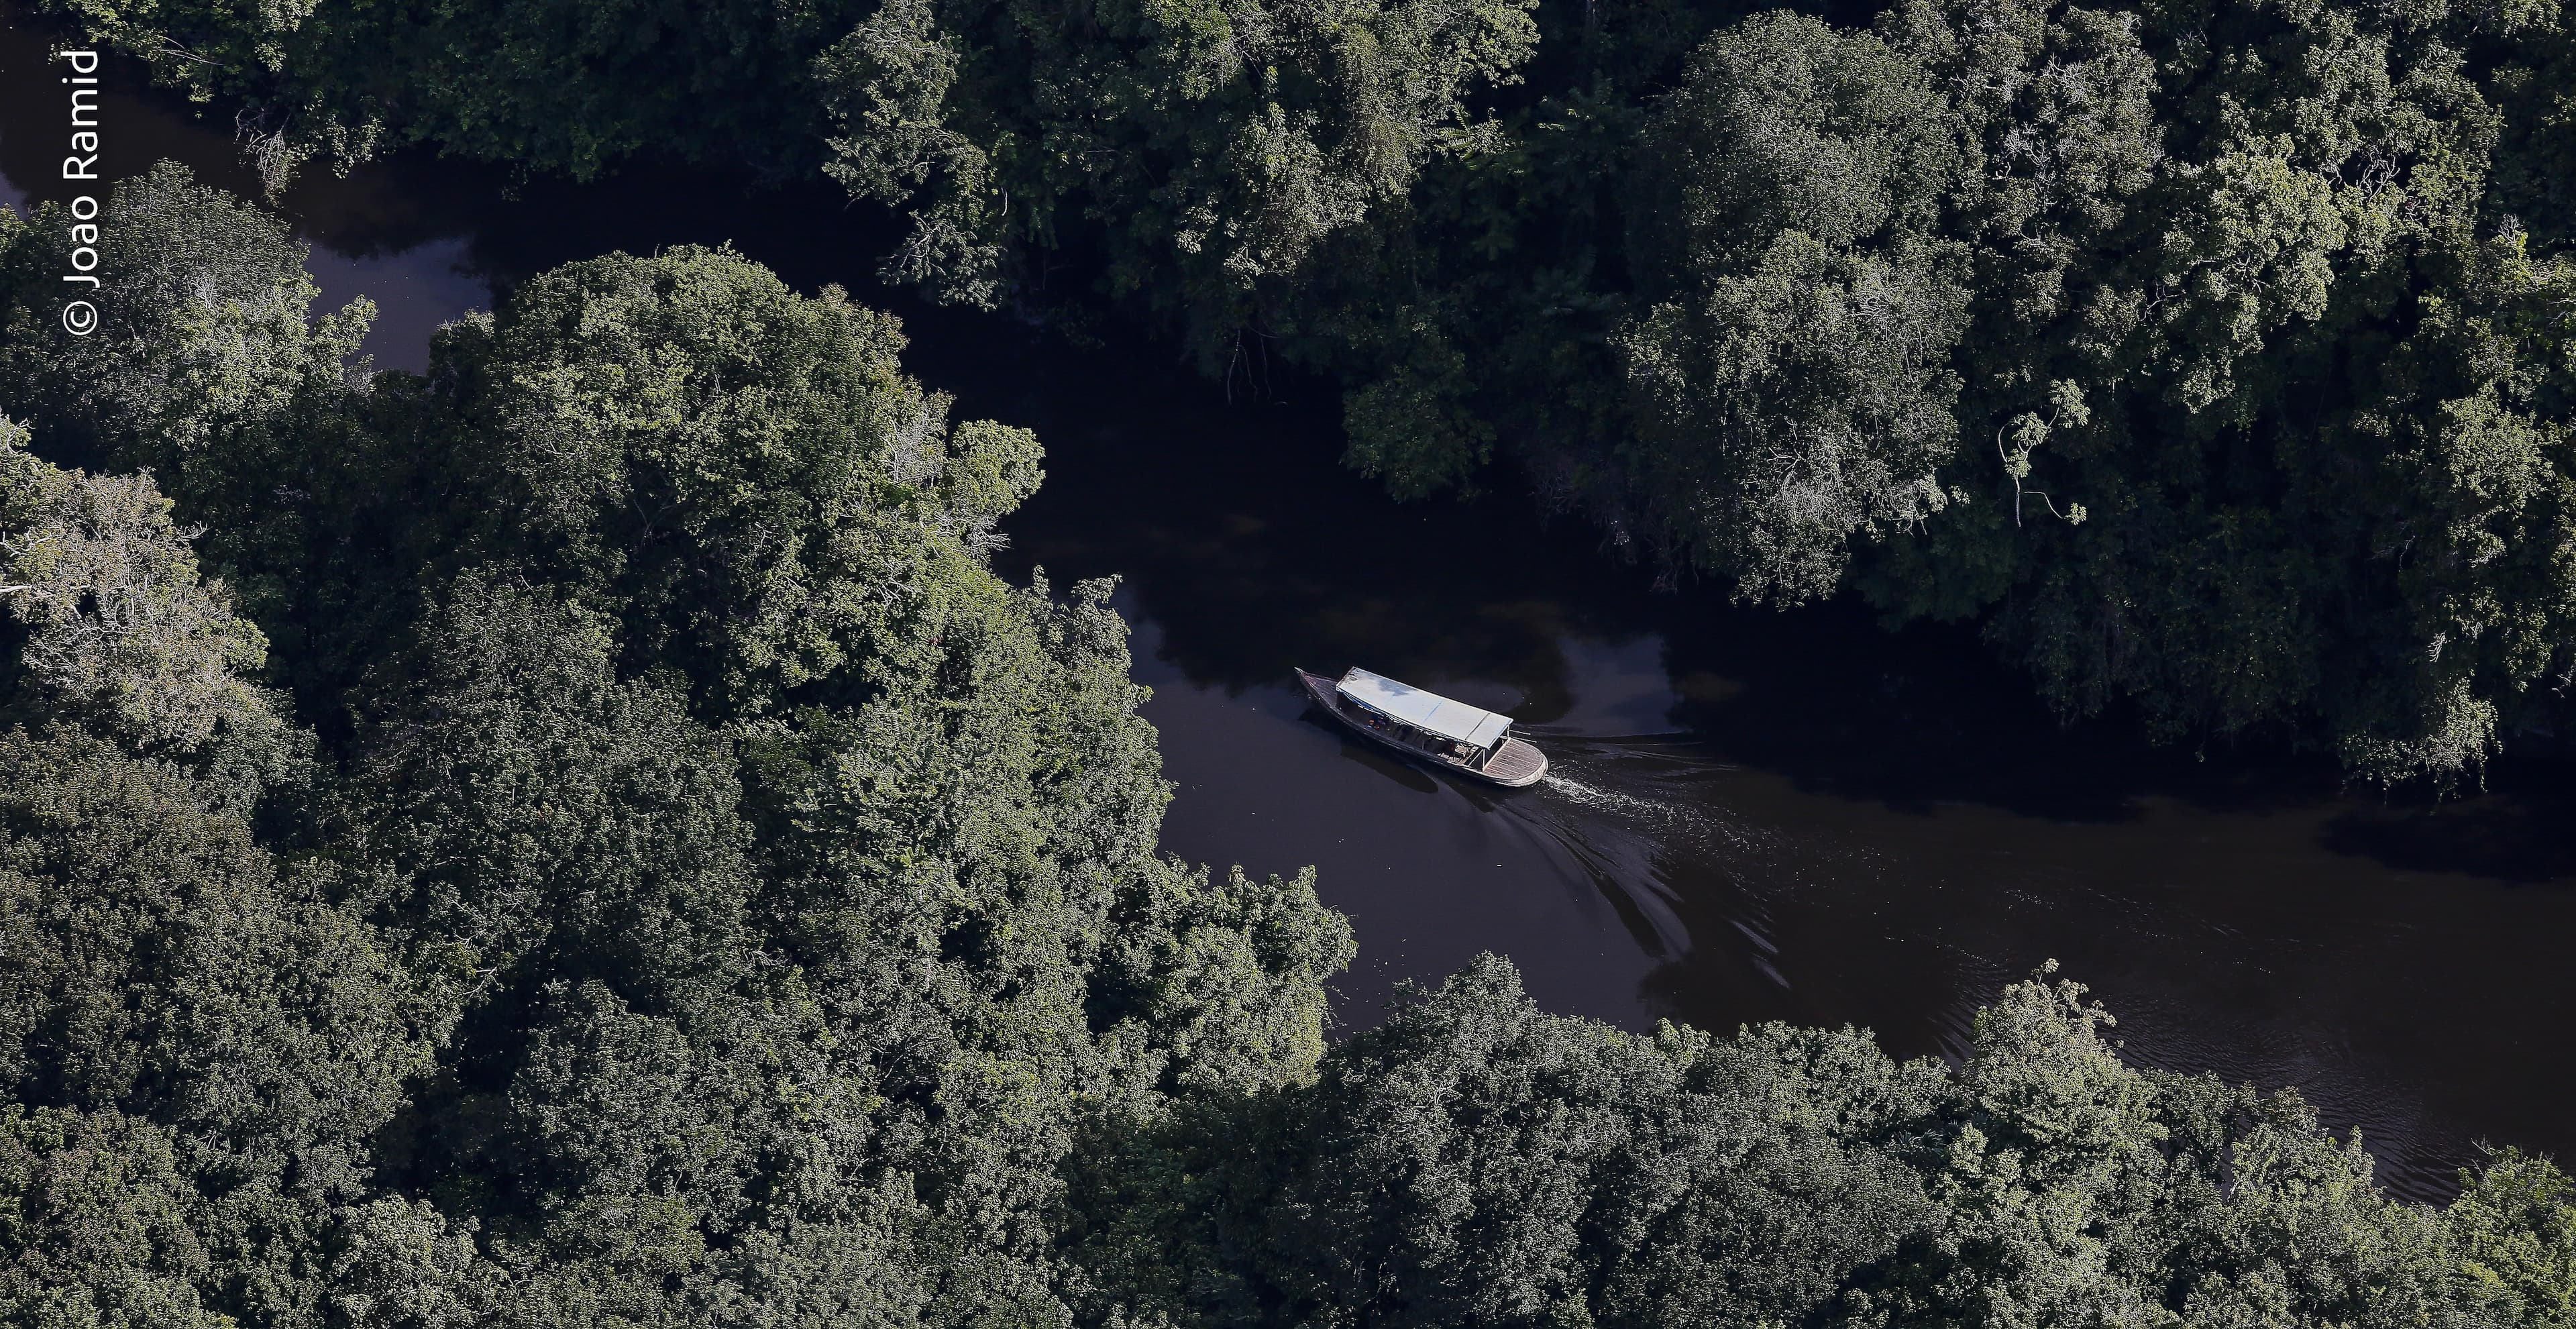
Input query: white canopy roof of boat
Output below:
<box><xmin>1337</xmin><ymin>668</ymin><xmax>1513</xmax><ymax>750</ymax></box>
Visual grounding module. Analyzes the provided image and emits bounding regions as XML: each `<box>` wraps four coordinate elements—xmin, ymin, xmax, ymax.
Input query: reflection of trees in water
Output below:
<box><xmin>25</xmin><ymin>6</ymin><xmax>2576</xmax><ymax>1207</ymax></box>
<box><xmin>983</xmin><ymin>349</ymin><xmax>2532</xmax><ymax>833</ymax></box>
<box><xmin>2323</xmin><ymin>789</ymin><xmax>2576</xmax><ymax>884</ymax></box>
<box><xmin>19</xmin><ymin>0</ymin><xmax>2576</xmax><ymax>859</ymax></box>
<box><xmin>1001</xmin><ymin>402</ymin><xmax>1652</xmax><ymax>722</ymax></box>
<box><xmin>48</xmin><ymin>1</ymin><xmax>2576</xmax><ymax>875</ymax></box>
<box><xmin>448</xmin><ymin>196</ymin><xmax>2576</xmax><ymax>1212</ymax></box>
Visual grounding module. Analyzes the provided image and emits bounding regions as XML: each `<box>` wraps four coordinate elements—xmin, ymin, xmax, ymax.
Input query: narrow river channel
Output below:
<box><xmin>6</xmin><ymin>5</ymin><xmax>2571</xmax><ymax>1202</ymax></box>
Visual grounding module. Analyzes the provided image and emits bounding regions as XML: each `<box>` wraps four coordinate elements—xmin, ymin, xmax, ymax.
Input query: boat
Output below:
<box><xmin>1294</xmin><ymin>666</ymin><xmax>1549</xmax><ymax>788</ymax></box>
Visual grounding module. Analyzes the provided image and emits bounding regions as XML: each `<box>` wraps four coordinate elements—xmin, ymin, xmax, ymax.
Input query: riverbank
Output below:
<box><xmin>5</xmin><ymin>3</ymin><xmax>2573</xmax><ymax>1202</ymax></box>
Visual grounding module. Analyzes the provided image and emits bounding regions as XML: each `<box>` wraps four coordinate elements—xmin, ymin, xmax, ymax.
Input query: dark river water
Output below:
<box><xmin>6</xmin><ymin>8</ymin><xmax>2571</xmax><ymax>1202</ymax></box>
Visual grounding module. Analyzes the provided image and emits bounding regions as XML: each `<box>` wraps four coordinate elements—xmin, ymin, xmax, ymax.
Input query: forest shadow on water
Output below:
<box><xmin>969</xmin><ymin>332</ymin><xmax>2576</xmax><ymax>1202</ymax></box>
<box><xmin>5</xmin><ymin>3</ymin><xmax>2573</xmax><ymax>1202</ymax></box>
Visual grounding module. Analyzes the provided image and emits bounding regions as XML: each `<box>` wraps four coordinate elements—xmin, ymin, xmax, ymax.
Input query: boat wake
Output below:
<box><xmin>1539</xmin><ymin>772</ymin><xmax>1665</xmax><ymax>817</ymax></box>
<box><xmin>1489</xmin><ymin>740</ymin><xmax>1788</xmax><ymax>965</ymax></box>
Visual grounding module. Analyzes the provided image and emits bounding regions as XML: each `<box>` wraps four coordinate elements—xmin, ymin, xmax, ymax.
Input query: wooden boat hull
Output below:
<box><xmin>1295</xmin><ymin>669</ymin><xmax>1549</xmax><ymax>788</ymax></box>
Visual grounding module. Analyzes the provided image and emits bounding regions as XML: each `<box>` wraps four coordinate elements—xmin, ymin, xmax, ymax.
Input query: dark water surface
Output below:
<box><xmin>7</xmin><ymin>7</ymin><xmax>2572</xmax><ymax>1202</ymax></box>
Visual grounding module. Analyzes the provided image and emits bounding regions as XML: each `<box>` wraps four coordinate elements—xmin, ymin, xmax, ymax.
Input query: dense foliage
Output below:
<box><xmin>51</xmin><ymin>0</ymin><xmax>2576</xmax><ymax>780</ymax></box>
<box><xmin>3</xmin><ymin>152</ymin><xmax>2573</xmax><ymax>1328</ymax></box>
<box><xmin>1070</xmin><ymin>955</ymin><xmax>2576</xmax><ymax>1329</ymax></box>
<box><xmin>0</xmin><ymin>166</ymin><xmax>1358</xmax><ymax>1326</ymax></box>
<box><xmin>1297</xmin><ymin>0</ymin><xmax>2576</xmax><ymax>784</ymax></box>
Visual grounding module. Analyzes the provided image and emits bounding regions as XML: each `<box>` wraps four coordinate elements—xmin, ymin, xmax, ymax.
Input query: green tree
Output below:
<box><xmin>0</xmin><ymin>417</ymin><xmax>297</xmax><ymax>810</ymax></box>
<box><xmin>1068</xmin><ymin>955</ymin><xmax>1940</xmax><ymax>1329</ymax></box>
<box><xmin>44</xmin><ymin>0</ymin><xmax>1541</xmax><ymax>366</ymax></box>
<box><xmin>0</xmin><ymin>162</ymin><xmax>368</xmax><ymax>477</ymax></box>
<box><xmin>0</xmin><ymin>1106</ymin><xmax>226</xmax><ymax>1329</ymax></box>
<box><xmin>1618</xmin><ymin>11</ymin><xmax>1972</xmax><ymax>601</ymax></box>
<box><xmin>1854</xmin><ymin>0</ymin><xmax>2571</xmax><ymax>783</ymax></box>
<box><xmin>0</xmin><ymin>725</ymin><xmax>429</xmax><ymax>1326</ymax></box>
<box><xmin>291</xmin><ymin>244</ymin><xmax>1354</xmax><ymax>1326</ymax></box>
<box><xmin>1072</xmin><ymin>959</ymin><xmax>2522</xmax><ymax>1329</ymax></box>
<box><xmin>38</xmin><ymin>0</ymin><xmax>2576</xmax><ymax>778</ymax></box>
<box><xmin>415</xmin><ymin>246</ymin><xmax>1040</xmax><ymax>716</ymax></box>
<box><xmin>2451</xmin><ymin>1149</ymin><xmax>2576</xmax><ymax>1327</ymax></box>
<box><xmin>816</xmin><ymin>0</ymin><xmax>1541</xmax><ymax>356</ymax></box>
<box><xmin>9</xmin><ymin>154</ymin><xmax>2566</xmax><ymax>1329</ymax></box>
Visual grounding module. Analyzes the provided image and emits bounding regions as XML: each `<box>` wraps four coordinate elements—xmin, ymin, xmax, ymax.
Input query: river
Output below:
<box><xmin>5</xmin><ymin>6</ymin><xmax>2571</xmax><ymax>1202</ymax></box>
